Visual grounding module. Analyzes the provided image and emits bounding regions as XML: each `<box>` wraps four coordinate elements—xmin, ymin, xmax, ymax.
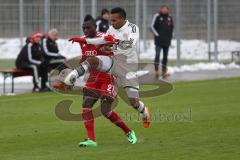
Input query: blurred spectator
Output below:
<box><xmin>16</xmin><ymin>32</ymin><xmax>48</xmax><ymax>92</ymax></box>
<box><xmin>41</xmin><ymin>28</ymin><xmax>66</xmax><ymax>70</ymax></box>
<box><xmin>96</xmin><ymin>9</ymin><xmax>110</xmax><ymax>33</ymax></box>
<box><xmin>151</xmin><ymin>5</ymin><xmax>174</xmax><ymax>78</ymax></box>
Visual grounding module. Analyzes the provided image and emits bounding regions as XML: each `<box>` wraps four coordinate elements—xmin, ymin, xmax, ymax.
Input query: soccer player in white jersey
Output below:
<box><xmin>66</xmin><ymin>7</ymin><xmax>151</xmax><ymax>128</ymax></box>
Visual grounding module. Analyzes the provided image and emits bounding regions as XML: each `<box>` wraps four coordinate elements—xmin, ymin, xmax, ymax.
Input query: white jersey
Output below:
<box><xmin>106</xmin><ymin>20</ymin><xmax>139</xmax><ymax>63</ymax></box>
<box><xmin>83</xmin><ymin>20</ymin><xmax>140</xmax><ymax>89</ymax></box>
<box><xmin>85</xmin><ymin>20</ymin><xmax>140</xmax><ymax>63</ymax></box>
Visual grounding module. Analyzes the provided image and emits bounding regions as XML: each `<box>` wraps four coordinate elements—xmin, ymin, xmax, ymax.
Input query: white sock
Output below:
<box><xmin>81</xmin><ymin>61</ymin><xmax>89</xmax><ymax>72</ymax></box>
<box><xmin>75</xmin><ymin>61</ymin><xmax>89</xmax><ymax>76</ymax></box>
<box><xmin>138</xmin><ymin>101</ymin><xmax>145</xmax><ymax>113</ymax></box>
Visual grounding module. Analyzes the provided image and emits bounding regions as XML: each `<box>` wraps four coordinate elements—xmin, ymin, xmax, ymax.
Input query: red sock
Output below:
<box><xmin>106</xmin><ymin>111</ymin><xmax>131</xmax><ymax>134</ymax></box>
<box><xmin>82</xmin><ymin>108</ymin><xmax>95</xmax><ymax>141</ymax></box>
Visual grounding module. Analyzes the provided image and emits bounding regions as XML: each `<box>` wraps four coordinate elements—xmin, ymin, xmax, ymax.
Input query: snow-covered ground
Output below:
<box><xmin>1</xmin><ymin>62</ymin><xmax>240</xmax><ymax>84</ymax></box>
<box><xmin>140</xmin><ymin>39</ymin><xmax>240</xmax><ymax>60</ymax></box>
<box><xmin>167</xmin><ymin>62</ymin><xmax>240</xmax><ymax>74</ymax></box>
<box><xmin>0</xmin><ymin>38</ymin><xmax>240</xmax><ymax>85</ymax></box>
<box><xmin>0</xmin><ymin>38</ymin><xmax>81</xmax><ymax>59</ymax></box>
<box><xmin>0</xmin><ymin>38</ymin><xmax>240</xmax><ymax>60</ymax></box>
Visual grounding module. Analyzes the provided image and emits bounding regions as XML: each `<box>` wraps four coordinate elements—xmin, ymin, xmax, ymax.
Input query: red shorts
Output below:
<box><xmin>84</xmin><ymin>72</ymin><xmax>117</xmax><ymax>99</ymax></box>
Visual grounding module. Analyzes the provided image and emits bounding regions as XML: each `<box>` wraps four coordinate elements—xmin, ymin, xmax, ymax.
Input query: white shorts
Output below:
<box><xmin>96</xmin><ymin>55</ymin><xmax>113</xmax><ymax>72</ymax></box>
<box><xmin>97</xmin><ymin>54</ymin><xmax>139</xmax><ymax>90</ymax></box>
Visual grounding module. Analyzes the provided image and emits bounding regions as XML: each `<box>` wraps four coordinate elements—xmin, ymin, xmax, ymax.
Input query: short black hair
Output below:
<box><xmin>84</xmin><ymin>14</ymin><xmax>95</xmax><ymax>22</ymax></box>
<box><xmin>101</xmin><ymin>9</ymin><xmax>109</xmax><ymax>15</ymax></box>
<box><xmin>111</xmin><ymin>7</ymin><xmax>126</xmax><ymax>19</ymax></box>
<box><xmin>83</xmin><ymin>14</ymin><xmax>96</xmax><ymax>27</ymax></box>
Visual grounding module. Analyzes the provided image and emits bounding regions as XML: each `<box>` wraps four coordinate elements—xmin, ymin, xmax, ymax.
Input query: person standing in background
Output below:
<box><xmin>96</xmin><ymin>9</ymin><xmax>110</xmax><ymax>33</ymax></box>
<box><xmin>151</xmin><ymin>5</ymin><xmax>174</xmax><ymax>78</ymax></box>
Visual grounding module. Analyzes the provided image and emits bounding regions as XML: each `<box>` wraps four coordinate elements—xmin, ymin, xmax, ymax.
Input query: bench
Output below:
<box><xmin>0</xmin><ymin>68</ymin><xmax>32</xmax><ymax>94</ymax></box>
<box><xmin>231</xmin><ymin>51</ymin><xmax>240</xmax><ymax>62</ymax></box>
<box><xmin>209</xmin><ymin>50</ymin><xmax>240</xmax><ymax>62</ymax></box>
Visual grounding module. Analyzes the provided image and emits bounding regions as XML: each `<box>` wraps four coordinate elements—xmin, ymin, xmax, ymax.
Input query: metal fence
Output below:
<box><xmin>0</xmin><ymin>0</ymin><xmax>240</xmax><ymax>63</ymax></box>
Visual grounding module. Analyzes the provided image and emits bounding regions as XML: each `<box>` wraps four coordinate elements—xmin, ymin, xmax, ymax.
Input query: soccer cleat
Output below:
<box><xmin>143</xmin><ymin>106</ymin><xmax>151</xmax><ymax>128</ymax></box>
<box><xmin>161</xmin><ymin>72</ymin><xmax>170</xmax><ymax>78</ymax></box>
<box><xmin>126</xmin><ymin>130</ymin><xmax>137</xmax><ymax>144</ymax></box>
<box><xmin>52</xmin><ymin>81</ymin><xmax>71</xmax><ymax>91</ymax></box>
<box><xmin>79</xmin><ymin>138</ymin><xmax>98</xmax><ymax>147</ymax></box>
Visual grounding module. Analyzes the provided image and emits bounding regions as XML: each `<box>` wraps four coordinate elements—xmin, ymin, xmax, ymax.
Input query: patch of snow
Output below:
<box><xmin>126</xmin><ymin>70</ymin><xmax>149</xmax><ymax>79</ymax></box>
<box><xmin>1</xmin><ymin>62</ymin><xmax>239</xmax><ymax>84</ymax></box>
<box><xmin>0</xmin><ymin>38</ymin><xmax>240</xmax><ymax>84</ymax></box>
<box><xmin>168</xmin><ymin>62</ymin><xmax>240</xmax><ymax>74</ymax></box>
<box><xmin>140</xmin><ymin>39</ymin><xmax>240</xmax><ymax>60</ymax></box>
<box><xmin>0</xmin><ymin>75</ymin><xmax>32</xmax><ymax>84</ymax></box>
<box><xmin>0</xmin><ymin>38</ymin><xmax>240</xmax><ymax>60</ymax></box>
<box><xmin>0</xmin><ymin>38</ymin><xmax>81</xmax><ymax>59</ymax></box>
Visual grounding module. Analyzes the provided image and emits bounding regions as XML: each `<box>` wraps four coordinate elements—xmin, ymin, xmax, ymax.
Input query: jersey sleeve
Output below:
<box><xmin>85</xmin><ymin>36</ymin><xmax>107</xmax><ymax>45</ymax></box>
<box><xmin>151</xmin><ymin>13</ymin><xmax>159</xmax><ymax>36</ymax></box>
<box><xmin>27</xmin><ymin>43</ymin><xmax>41</xmax><ymax>65</ymax></box>
<box><xmin>84</xmin><ymin>27</ymin><xmax>113</xmax><ymax>45</ymax></box>
<box><xmin>42</xmin><ymin>38</ymin><xmax>59</xmax><ymax>57</ymax></box>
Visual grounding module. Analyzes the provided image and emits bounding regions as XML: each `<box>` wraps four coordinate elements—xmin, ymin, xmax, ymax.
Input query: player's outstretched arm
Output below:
<box><xmin>69</xmin><ymin>35</ymin><xmax>118</xmax><ymax>45</ymax></box>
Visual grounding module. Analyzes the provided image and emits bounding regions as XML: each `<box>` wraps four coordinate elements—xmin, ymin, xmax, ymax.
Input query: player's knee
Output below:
<box><xmin>101</xmin><ymin>109</ymin><xmax>112</xmax><ymax>117</ymax></box>
<box><xmin>101</xmin><ymin>97</ymin><xmax>114</xmax><ymax>104</ymax></box>
<box><xmin>86</xmin><ymin>57</ymin><xmax>99</xmax><ymax>68</ymax></box>
<box><xmin>82</xmin><ymin>102</ymin><xmax>92</xmax><ymax>108</ymax></box>
<box><xmin>100</xmin><ymin>97</ymin><xmax>113</xmax><ymax>116</ymax></box>
<box><xmin>82</xmin><ymin>97</ymin><xmax>96</xmax><ymax>108</ymax></box>
<box><xmin>128</xmin><ymin>98</ymin><xmax>140</xmax><ymax>108</ymax></box>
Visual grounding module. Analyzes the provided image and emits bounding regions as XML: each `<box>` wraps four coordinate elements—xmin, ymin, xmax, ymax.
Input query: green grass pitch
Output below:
<box><xmin>0</xmin><ymin>78</ymin><xmax>240</xmax><ymax>160</ymax></box>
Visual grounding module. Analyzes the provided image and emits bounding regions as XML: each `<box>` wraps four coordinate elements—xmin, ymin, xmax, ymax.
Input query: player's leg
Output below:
<box><xmin>28</xmin><ymin>64</ymin><xmax>40</xmax><ymax>91</ymax></box>
<box><xmin>110</xmin><ymin>55</ymin><xmax>151</xmax><ymax>128</ymax></box>
<box><xmin>79</xmin><ymin>88</ymin><xmax>98</xmax><ymax>147</ymax></box>
<box><xmin>161</xmin><ymin>46</ymin><xmax>170</xmax><ymax>78</ymax></box>
<box><xmin>100</xmin><ymin>97</ymin><xmax>137</xmax><ymax>144</ymax></box>
<box><xmin>125</xmin><ymin>87</ymin><xmax>151</xmax><ymax>128</ymax></box>
<box><xmin>154</xmin><ymin>45</ymin><xmax>161</xmax><ymax>78</ymax></box>
<box><xmin>81</xmin><ymin>56</ymin><xmax>112</xmax><ymax>73</ymax></box>
<box><xmin>48</xmin><ymin>56</ymin><xmax>67</xmax><ymax>71</ymax></box>
<box><xmin>39</xmin><ymin>61</ymin><xmax>49</xmax><ymax>91</ymax></box>
<box><xmin>63</xmin><ymin>56</ymin><xmax>112</xmax><ymax>85</ymax></box>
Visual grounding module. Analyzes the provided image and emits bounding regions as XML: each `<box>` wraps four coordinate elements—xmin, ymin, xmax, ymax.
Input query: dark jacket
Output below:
<box><xmin>41</xmin><ymin>37</ymin><xmax>61</xmax><ymax>60</ymax></box>
<box><xmin>16</xmin><ymin>40</ymin><xmax>43</xmax><ymax>67</ymax></box>
<box><xmin>96</xmin><ymin>18</ymin><xmax>109</xmax><ymax>33</ymax></box>
<box><xmin>151</xmin><ymin>13</ymin><xmax>174</xmax><ymax>47</ymax></box>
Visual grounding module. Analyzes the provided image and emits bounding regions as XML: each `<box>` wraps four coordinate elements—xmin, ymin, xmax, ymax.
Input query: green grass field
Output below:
<box><xmin>0</xmin><ymin>78</ymin><xmax>240</xmax><ymax>160</ymax></box>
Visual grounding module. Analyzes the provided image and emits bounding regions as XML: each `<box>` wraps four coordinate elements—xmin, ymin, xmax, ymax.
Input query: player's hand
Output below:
<box><xmin>118</xmin><ymin>40</ymin><xmax>133</xmax><ymax>49</ymax></box>
<box><xmin>100</xmin><ymin>44</ymin><xmax>115</xmax><ymax>52</ymax></box>
<box><xmin>104</xmin><ymin>35</ymin><xmax>119</xmax><ymax>44</ymax></box>
<box><xmin>68</xmin><ymin>37</ymin><xmax>86</xmax><ymax>44</ymax></box>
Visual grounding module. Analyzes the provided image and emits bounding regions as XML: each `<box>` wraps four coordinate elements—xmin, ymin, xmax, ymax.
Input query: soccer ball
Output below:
<box><xmin>51</xmin><ymin>68</ymin><xmax>74</xmax><ymax>92</ymax></box>
<box><xmin>52</xmin><ymin>80</ymin><xmax>72</xmax><ymax>92</ymax></box>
